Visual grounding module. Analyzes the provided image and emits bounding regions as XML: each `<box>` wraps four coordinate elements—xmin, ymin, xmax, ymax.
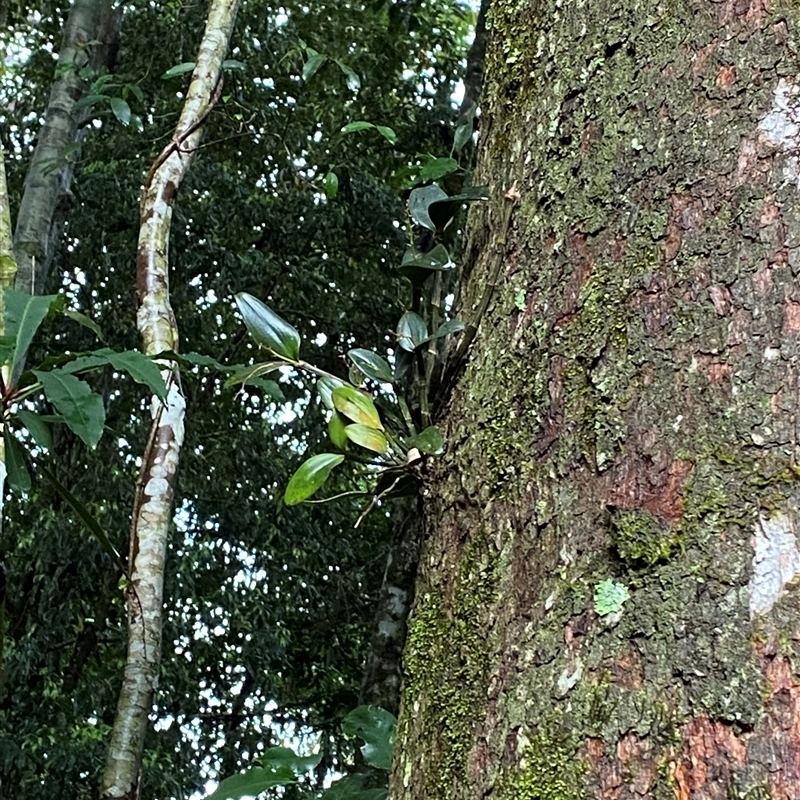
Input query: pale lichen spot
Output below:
<box><xmin>749</xmin><ymin>512</ymin><xmax>800</xmax><ymax>618</ymax></box>
<box><xmin>758</xmin><ymin>78</ymin><xmax>800</xmax><ymax>187</ymax></box>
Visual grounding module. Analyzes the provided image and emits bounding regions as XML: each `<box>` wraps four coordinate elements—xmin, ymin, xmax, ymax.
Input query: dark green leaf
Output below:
<box><xmin>222</xmin><ymin>59</ymin><xmax>246</xmax><ymax>71</ymax></box>
<box><xmin>398</xmin><ymin>244</ymin><xmax>452</xmax><ymax>283</ymax></box>
<box><xmin>242</xmin><ymin>378</ymin><xmax>284</xmax><ymax>400</ymax></box>
<box><xmin>418</xmin><ymin>157</ymin><xmax>458</xmax><ymax>183</ymax></box>
<box><xmin>38</xmin><ymin>462</ymin><xmax>122</xmax><ymax>565</ymax></box>
<box><xmin>332</xmin><ymin>386</ymin><xmax>383</xmax><ymax>429</ymax></box>
<box><xmin>321</xmin><ymin>775</ymin><xmax>387</xmax><ymax>800</ymax></box>
<box><xmin>342</xmin><ymin>706</ymin><xmax>396</xmax><ymax>771</ymax></box>
<box><xmin>347</xmin><ymin>349</ymin><xmax>393</xmax><ymax>383</ymax></box>
<box><xmin>284</xmin><ymin>453</ymin><xmax>345</xmax><ymax>506</ymax></box>
<box><xmin>33</xmin><ymin>370</ymin><xmax>105</xmax><ymax>449</ymax></box>
<box><xmin>303</xmin><ymin>49</ymin><xmax>327</xmax><ymax>81</ymax></box>
<box><xmin>427</xmin><ymin>186</ymin><xmax>490</xmax><ymax>230</ymax></box>
<box><xmin>345</xmin><ymin>424</ymin><xmax>388</xmax><ymax>454</ymax></box>
<box><xmin>17</xmin><ymin>409</ymin><xmax>52</xmax><ymax>450</ymax></box>
<box><xmin>404</xmin><ymin>426</ymin><xmax>444</xmax><ymax>455</ymax></box>
<box><xmin>235</xmin><ymin>293</ymin><xmax>301</xmax><ymax>360</ymax></box>
<box><xmin>63</xmin><ymin>309</ymin><xmax>105</xmax><ymax>341</ymax></box>
<box><xmin>3</xmin><ymin>290</ymin><xmax>60</xmax><ymax>374</ymax></box>
<box><xmin>61</xmin><ymin>348</ymin><xmax>168</xmax><ymax>401</ymax></box>
<box><xmin>335</xmin><ymin>59</ymin><xmax>361</xmax><ymax>91</ymax></box>
<box><xmin>328</xmin><ymin>412</ymin><xmax>349</xmax><ymax>450</ymax></box>
<box><xmin>4</xmin><ymin>431</ymin><xmax>30</xmax><ymax>493</ymax></box>
<box><xmin>109</xmin><ymin>96</ymin><xmax>131</xmax><ymax>126</ymax></box>
<box><xmin>396</xmin><ymin>311</ymin><xmax>428</xmax><ymax>352</ymax></box>
<box><xmin>161</xmin><ymin>62</ymin><xmax>196</xmax><ymax>79</ymax></box>
<box><xmin>73</xmin><ymin>93</ymin><xmax>105</xmax><ymax>111</ymax></box>
<box><xmin>408</xmin><ymin>185</ymin><xmax>447</xmax><ymax>231</ymax></box>
<box><xmin>323</xmin><ymin>171</ymin><xmax>339</xmax><ymax>199</ymax></box>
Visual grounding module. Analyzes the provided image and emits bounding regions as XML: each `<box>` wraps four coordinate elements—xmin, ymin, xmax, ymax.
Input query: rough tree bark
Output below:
<box><xmin>12</xmin><ymin>0</ymin><xmax>121</xmax><ymax>296</ymax></box>
<box><xmin>391</xmin><ymin>2</ymin><xmax>800</xmax><ymax>799</ymax></box>
<box><xmin>100</xmin><ymin>0</ymin><xmax>239</xmax><ymax>796</ymax></box>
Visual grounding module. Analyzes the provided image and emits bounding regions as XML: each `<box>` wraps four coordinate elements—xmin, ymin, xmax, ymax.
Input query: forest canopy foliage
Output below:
<box><xmin>0</xmin><ymin>0</ymin><xmax>477</xmax><ymax>796</ymax></box>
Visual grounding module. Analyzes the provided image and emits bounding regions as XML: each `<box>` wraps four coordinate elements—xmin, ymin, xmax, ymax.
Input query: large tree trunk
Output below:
<box><xmin>391</xmin><ymin>2</ymin><xmax>800</xmax><ymax>799</ymax></box>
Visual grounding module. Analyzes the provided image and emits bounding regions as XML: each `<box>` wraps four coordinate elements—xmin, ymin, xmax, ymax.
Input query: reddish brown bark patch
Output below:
<box><xmin>703</xmin><ymin>0</ymin><xmax>771</xmax><ymax>27</ymax></box>
<box><xmin>671</xmin><ymin>717</ymin><xmax>747</xmax><ymax>800</ymax></box>
<box><xmin>664</xmin><ymin>195</ymin><xmax>704</xmax><ymax>261</ymax></box>
<box><xmin>716</xmin><ymin>64</ymin><xmax>737</xmax><ymax>88</ymax></box>
<box><xmin>584</xmin><ymin>734</ymin><xmax>658</xmax><ymax>798</ymax></box>
<box><xmin>785</xmin><ymin>299</ymin><xmax>800</xmax><ymax>333</ymax></box>
<box><xmin>608</xmin><ymin>451</ymin><xmax>694</xmax><ymax>523</ymax></box>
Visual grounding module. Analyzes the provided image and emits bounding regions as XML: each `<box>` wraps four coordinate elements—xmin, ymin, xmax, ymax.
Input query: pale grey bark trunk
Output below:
<box><xmin>12</xmin><ymin>0</ymin><xmax>120</xmax><ymax>296</ymax></box>
<box><xmin>100</xmin><ymin>1</ymin><xmax>240</xmax><ymax>796</ymax></box>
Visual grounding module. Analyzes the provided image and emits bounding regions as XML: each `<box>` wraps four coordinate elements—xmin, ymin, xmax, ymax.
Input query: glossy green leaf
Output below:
<box><xmin>323</xmin><ymin>171</ymin><xmax>339</xmax><ymax>199</ymax></box>
<box><xmin>303</xmin><ymin>49</ymin><xmax>326</xmax><ymax>81</ymax></box>
<box><xmin>284</xmin><ymin>453</ymin><xmax>345</xmax><ymax>506</ymax></box>
<box><xmin>206</xmin><ymin>765</ymin><xmax>297</xmax><ymax>800</ymax></box>
<box><xmin>2</xmin><ymin>290</ymin><xmax>60</xmax><ymax>373</ymax></box>
<box><xmin>427</xmin><ymin>186</ymin><xmax>490</xmax><ymax>230</ymax></box>
<box><xmin>335</xmin><ymin>59</ymin><xmax>361</xmax><ymax>91</ymax></box>
<box><xmin>398</xmin><ymin>243</ymin><xmax>452</xmax><ymax>283</ymax></box>
<box><xmin>17</xmin><ymin>409</ymin><xmax>52</xmax><ymax>450</ymax></box>
<box><xmin>405</xmin><ymin>426</ymin><xmax>444</xmax><ymax>455</ymax></box>
<box><xmin>375</xmin><ymin>125</ymin><xmax>397</xmax><ymax>144</ymax></box>
<box><xmin>33</xmin><ymin>370</ymin><xmax>105</xmax><ymax>449</ymax></box>
<box><xmin>396</xmin><ymin>311</ymin><xmax>428</xmax><ymax>352</ymax></box>
<box><xmin>161</xmin><ymin>61</ymin><xmax>196</xmax><ymax>79</ymax></box>
<box><xmin>345</xmin><ymin>424</ymin><xmax>388</xmax><ymax>454</ymax></box>
<box><xmin>342</xmin><ymin>706</ymin><xmax>396</xmax><ymax>771</ymax></box>
<box><xmin>317</xmin><ymin>376</ymin><xmax>346</xmax><ymax>410</ymax></box>
<box><xmin>63</xmin><ymin>309</ymin><xmax>105</xmax><ymax>341</ymax></box>
<box><xmin>347</xmin><ymin>349</ymin><xmax>393</xmax><ymax>383</ymax></box>
<box><xmin>418</xmin><ymin>156</ymin><xmax>458</xmax><ymax>182</ymax></box>
<box><xmin>259</xmin><ymin>746</ymin><xmax>321</xmax><ymax>776</ymax></box>
<box><xmin>109</xmin><ymin>96</ymin><xmax>131</xmax><ymax>126</ymax></box>
<box><xmin>235</xmin><ymin>293</ymin><xmax>300</xmax><ymax>360</ymax></box>
<box><xmin>222</xmin><ymin>59</ymin><xmax>246</xmax><ymax>71</ymax></box>
<box><xmin>328</xmin><ymin>412</ymin><xmax>348</xmax><ymax>450</ymax></box>
<box><xmin>342</xmin><ymin>120</ymin><xmax>374</xmax><ymax>134</ymax></box>
<box><xmin>332</xmin><ymin>386</ymin><xmax>383</xmax><ymax>429</ymax></box>
<box><xmin>4</xmin><ymin>431</ymin><xmax>30</xmax><ymax>493</ymax></box>
<box><xmin>61</xmin><ymin>348</ymin><xmax>168</xmax><ymax>401</ymax></box>
<box><xmin>408</xmin><ymin>184</ymin><xmax>447</xmax><ymax>231</ymax></box>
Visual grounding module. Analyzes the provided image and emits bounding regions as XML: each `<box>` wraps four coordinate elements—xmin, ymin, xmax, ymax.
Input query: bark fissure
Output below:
<box><xmin>101</xmin><ymin>1</ymin><xmax>240</xmax><ymax>796</ymax></box>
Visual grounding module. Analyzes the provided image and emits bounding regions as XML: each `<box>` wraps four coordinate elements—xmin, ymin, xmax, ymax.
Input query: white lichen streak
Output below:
<box><xmin>749</xmin><ymin>512</ymin><xmax>800</xmax><ymax>618</ymax></box>
<box><xmin>758</xmin><ymin>78</ymin><xmax>800</xmax><ymax>187</ymax></box>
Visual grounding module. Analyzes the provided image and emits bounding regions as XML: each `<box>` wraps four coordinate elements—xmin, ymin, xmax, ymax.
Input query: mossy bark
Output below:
<box><xmin>390</xmin><ymin>2</ymin><xmax>800</xmax><ymax>799</ymax></box>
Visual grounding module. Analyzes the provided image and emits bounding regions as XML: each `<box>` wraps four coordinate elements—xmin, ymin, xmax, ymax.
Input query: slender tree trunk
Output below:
<box><xmin>12</xmin><ymin>0</ymin><xmax>121</xmax><ymax>296</ymax></box>
<box><xmin>101</xmin><ymin>1</ymin><xmax>239</xmax><ymax>796</ymax></box>
<box><xmin>359</xmin><ymin>501</ymin><xmax>423</xmax><ymax>716</ymax></box>
<box><xmin>391</xmin><ymin>2</ymin><xmax>800</xmax><ymax>799</ymax></box>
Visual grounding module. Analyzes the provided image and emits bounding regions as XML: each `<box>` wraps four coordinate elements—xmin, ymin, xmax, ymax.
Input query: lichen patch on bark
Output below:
<box><xmin>749</xmin><ymin>511</ymin><xmax>800</xmax><ymax>617</ymax></box>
